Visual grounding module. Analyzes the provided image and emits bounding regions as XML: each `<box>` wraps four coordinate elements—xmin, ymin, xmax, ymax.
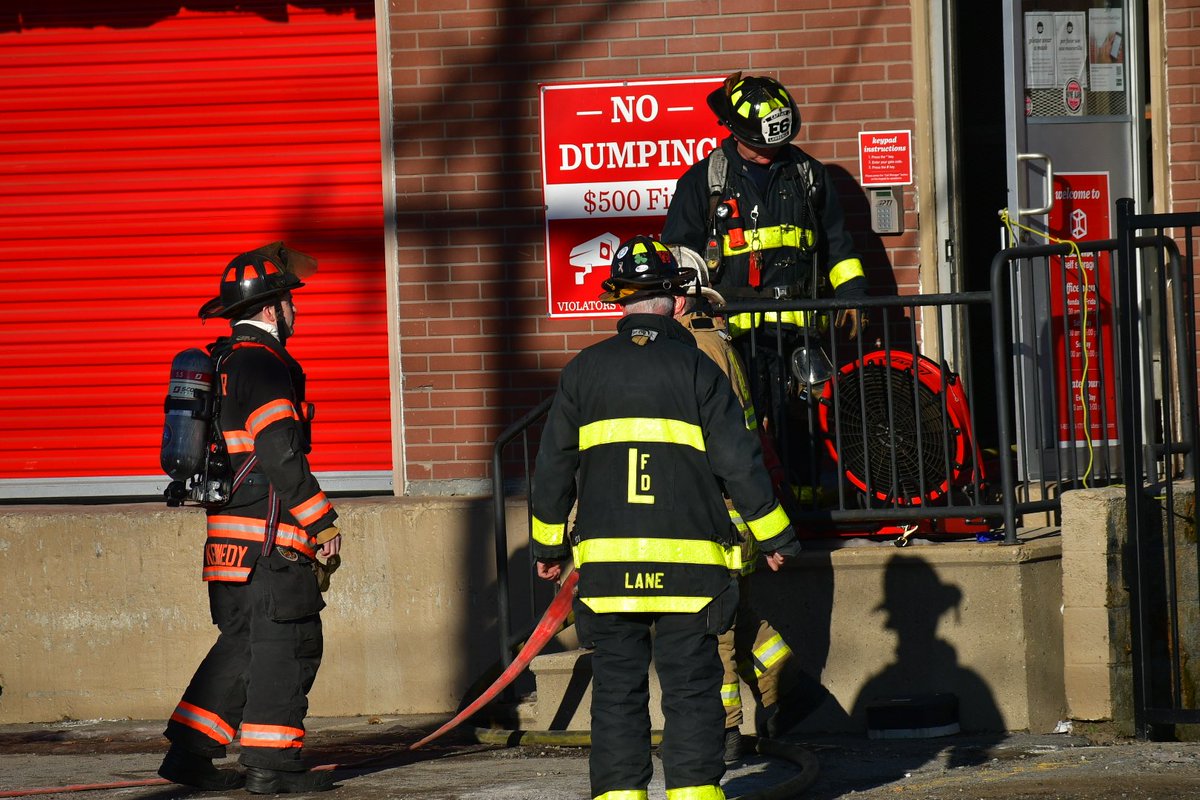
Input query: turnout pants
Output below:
<box><xmin>164</xmin><ymin>552</ymin><xmax>324</xmax><ymax>770</ymax></box>
<box><xmin>717</xmin><ymin>577</ymin><xmax>792</xmax><ymax>729</ymax></box>
<box><xmin>575</xmin><ymin>583</ymin><xmax>737</xmax><ymax>800</ymax></box>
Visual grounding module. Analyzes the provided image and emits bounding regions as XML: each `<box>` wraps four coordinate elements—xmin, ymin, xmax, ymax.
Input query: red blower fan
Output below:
<box><xmin>818</xmin><ymin>350</ymin><xmax>985</xmax><ymax>513</ymax></box>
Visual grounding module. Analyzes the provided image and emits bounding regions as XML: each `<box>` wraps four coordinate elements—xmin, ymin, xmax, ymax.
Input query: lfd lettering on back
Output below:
<box><xmin>206</xmin><ymin>543</ymin><xmax>249</xmax><ymax>567</ymax></box>
<box><xmin>624</xmin><ymin>572</ymin><xmax>664</xmax><ymax>589</ymax></box>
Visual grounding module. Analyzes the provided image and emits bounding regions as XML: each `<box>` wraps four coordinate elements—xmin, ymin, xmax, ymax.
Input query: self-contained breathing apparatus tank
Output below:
<box><xmin>160</xmin><ymin>347</ymin><xmax>231</xmax><ymax>508</ymax></box>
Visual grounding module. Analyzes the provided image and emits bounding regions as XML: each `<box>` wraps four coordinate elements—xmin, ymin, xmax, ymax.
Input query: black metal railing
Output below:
<box><xmin>725</xmin><ymin>292</ymin><xmax>1002</xmax><ymax>540</ymax></box>
<box><xmin>1115</xmin><ymin>199</ymin><xmax>1200</xmax><ymax>736</ymax></box>
<box><xmin>489</xmin><ymin>201</ymin><xmax>1199</xmax><ymax>728</ymax></box>
<box><xmin>491</xmin><ymin>395</ymin><xmax>552</xmax><ymax>672</ymax></box>
<box><xmin>990</xmin><ymin>237</ymin><xmax>1126</xmax><ymax>542</ymax></box>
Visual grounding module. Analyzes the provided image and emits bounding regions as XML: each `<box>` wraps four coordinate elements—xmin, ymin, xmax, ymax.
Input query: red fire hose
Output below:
<box><xmin>409</xmin><ymin>569</ymin><xmax>578</xmax><ymax>750</ymax></box>
<box><xmin>0</xmin><ymin>779</ymin><xmax>168</xmax><ymax>798</ymax></box>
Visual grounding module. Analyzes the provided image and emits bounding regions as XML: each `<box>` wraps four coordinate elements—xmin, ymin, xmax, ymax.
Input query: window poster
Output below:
<box><xmin>1025</xmin><ymin>12</ymin><xmax>1056</xmax><ymax>89</ymax></box>
<box><xmin>1055</xmin><ymin>12</ymin><xmax>1087</xmax><ymax>88</ymax></box>
<box><xmin>1088</xmin><ymin>7</ymin><xmax>1125</xmax><ymax>92</ymax></box>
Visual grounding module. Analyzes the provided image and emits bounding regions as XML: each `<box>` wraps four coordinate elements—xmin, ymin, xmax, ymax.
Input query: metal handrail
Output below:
<box><xmin>488</xmin><ymin>212</ymin><xmax>1200</xmax><ymax>735</ymax></box>
<box><xmin>1115</xmin><ymin>202</ymin><xmax>1200</xmax><ymax>735</ymax></box>
<box><xmin>491</xmin><ymin>395</ymin><xmax>552</xmax><ymax>672</ymax></box>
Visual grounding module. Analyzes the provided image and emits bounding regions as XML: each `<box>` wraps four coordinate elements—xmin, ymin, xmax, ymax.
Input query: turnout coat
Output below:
<box><xmin>531</xmin><ymin>312</ymin><xmax>794</xmax><ymax>614</ymax></box>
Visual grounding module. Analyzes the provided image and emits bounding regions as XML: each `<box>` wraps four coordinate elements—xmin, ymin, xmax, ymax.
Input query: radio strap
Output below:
<box><xmin>262</xmin><ymin>486</ymin><xmax>281</xmax><ymax>557</ymax></box>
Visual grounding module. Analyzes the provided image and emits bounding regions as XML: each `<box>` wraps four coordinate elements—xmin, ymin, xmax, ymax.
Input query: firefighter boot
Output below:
<box><xmin>244</xmin><ymin>766</ymin><xmax>335</xmax><ymax>794</ymax></box>
<box><xmin>758</xmin><ymin>702</ymin><xmax>782</xmax><ymax>739</ymax></box>
<box><xmin>158</xmin><ymin>745</ymin><xmax>246</xmax><ymax>791</ymax></box>
<box><xmin>723</xmin><ymin>727</ymin><xmax>744</xmax><ymax>764</ymax></box>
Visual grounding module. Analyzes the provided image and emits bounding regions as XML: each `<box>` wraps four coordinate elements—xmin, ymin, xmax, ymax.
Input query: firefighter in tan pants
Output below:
<box><xmin>670</xmin><ymin>246</ymin><xmax>795</xmax><ymax>763</ymax></box>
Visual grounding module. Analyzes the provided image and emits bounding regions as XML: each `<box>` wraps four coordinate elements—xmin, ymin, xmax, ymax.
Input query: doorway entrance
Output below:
<box><xmin>938</xmin><ymin>0</ymin><xmax>1150</xmax><ymax>459</ymax></box>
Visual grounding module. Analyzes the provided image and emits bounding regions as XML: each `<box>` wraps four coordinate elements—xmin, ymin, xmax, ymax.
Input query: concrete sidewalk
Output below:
<box><xmin>1</xmin><ymin>716</ymin><xmax>1198</xmax><ymax>799</ymax></box>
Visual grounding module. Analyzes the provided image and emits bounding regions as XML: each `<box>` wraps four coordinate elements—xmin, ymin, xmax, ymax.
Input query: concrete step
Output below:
<box><xmin>512</xmin><ymin>695</ymin><xmax>540</xmax><ymax>730</ymax></box>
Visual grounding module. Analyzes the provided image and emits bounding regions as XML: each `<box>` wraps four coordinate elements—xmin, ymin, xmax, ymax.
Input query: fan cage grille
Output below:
<box><xmin>825</xmin><ymin>361</ymin><xmax>962</xmax><ymax>504</ymax></box>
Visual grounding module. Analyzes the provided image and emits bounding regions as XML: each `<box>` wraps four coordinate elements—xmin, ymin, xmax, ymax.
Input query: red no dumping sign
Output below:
<box><xmin>540</xmin><ymin>77</ymin><xmax>726</xmax><ymax>318</ymax></box>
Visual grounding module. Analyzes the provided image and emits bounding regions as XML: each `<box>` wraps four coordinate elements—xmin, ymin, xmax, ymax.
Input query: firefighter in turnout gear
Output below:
<box><xmin>669</xmin><ymin>246</ymin><xmax>796</xmax><ymax>763</ymax></box>
<box><xmin>662</xmin><ymin>72</ymin><xmax>869</xmax><ymax>472</ymax></box>
<box><xmin>159</xmin><ymin>243</ymin><xmax>341</xmax><ymax>795</ymax></box>
<box><xmin>532</xmin><ymin>236</ymin><xmax>801</xmax><ymax>800</ymax></box>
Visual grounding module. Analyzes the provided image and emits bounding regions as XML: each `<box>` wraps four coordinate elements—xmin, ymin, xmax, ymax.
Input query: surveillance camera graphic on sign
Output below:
<box><xmin>569</xmin><ymin>232</ymin><xmax>621</xmax><ymax>285</ymax></box>
<box><xmin>1071</xmin><ymin>208</ymin><xmax>1088</xmax><ymax>240</ymax></box>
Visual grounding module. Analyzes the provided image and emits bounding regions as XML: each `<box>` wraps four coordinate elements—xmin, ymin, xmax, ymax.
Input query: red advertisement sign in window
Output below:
<box><xmin>1048</xmin><ymin>172</ymin><xmax>1119</xmax><ymax>448</ymax></box>
<box><xmin>540</xmin><ymin>77</ymin><xmax>726</xmax><ymax>318</ymax></box>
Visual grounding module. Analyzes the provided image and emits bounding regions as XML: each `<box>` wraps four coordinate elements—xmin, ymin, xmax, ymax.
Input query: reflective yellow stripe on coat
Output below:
<box><xmin>532</xmin><ymin>515</ymin><xmax>566</xmax><ymax>548</ymax></box>
<box><xmin>574</xmin><ymin>537</ymin><xmax>730</xmax><ymax>569</ymax></box>
<box><xmin>723</xmin><ymin>253</ymin><xmax>866</xmax><ymax>337</ymax></box>
<box><xmin>579</xmin><ymin>417</ymin><xmax>705</xmax><ymax>451</ymax></box>
<box><xmin>723</xmin><ymin>225</ymin><xmax>814</xmax><ymax>255</ymax></box>
<box><xmin>727</xmin><ymin>310</ymin><xmax>819</xmax><ymax>338</ymax></box>
<box><xmin>574</xmin><ymin>537</ymin><xmax>736</xmax><ymax>614</ymax></box>
<box><xmin>583</xmin><ymin>596</ymin><xmax>715</xmax><ymax>613</ymax></box>
<box><xmin>745</xmin><ymin>504</ymin><xmax>790</xmax><ymax>544</ymax></box>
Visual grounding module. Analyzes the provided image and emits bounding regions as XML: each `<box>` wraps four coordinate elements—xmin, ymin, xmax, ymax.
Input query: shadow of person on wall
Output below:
<box><xmin>848</xmin><ymin>555</ymin><xmax>1005</xmax><ymax>774</ymax></box>
<box><xmin>747</xmin><ymin>548</ymin><xmax>851</xmax><ymax>737</ymax></box>
<box><xmin>824</xmin><ymin>162</ymin><xmax>900</xmax><ymax>297</ymax></box>
<box><xmin>822</xmin><ymin>162</ymin><xmax>915</xmax><ymax>366</ymax></box>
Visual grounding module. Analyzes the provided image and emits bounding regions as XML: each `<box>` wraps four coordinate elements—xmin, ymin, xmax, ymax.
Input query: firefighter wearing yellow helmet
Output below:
<box><xmin>532</xmin><ymin>235</ymin><xmax>801</xmax><ymax>800</ymax></box>
<box><xmin>662</xmin><ymin>71</ymin><xmax>869</xmax><ymax>487</ymax></box>
<box><xmin>663</xmin><ymin>72</ymin><xmax>868</xmax><ymax>335</ymax></box>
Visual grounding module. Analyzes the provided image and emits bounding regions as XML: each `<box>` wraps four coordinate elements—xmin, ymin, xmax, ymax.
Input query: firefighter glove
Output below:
<box><xmin>314</xmin><ymin>525</ymin><xmax>340</xmax><ymax>545</ymax></box>
<box><xmin>766</xmin><ymin>536</ymin><xmax>803</xmax><ymax>559</ymax></box>
<box><xmin>313</xmin><ymin>553</ymin><xmax>341</xmax><ymax>593</ymax></box>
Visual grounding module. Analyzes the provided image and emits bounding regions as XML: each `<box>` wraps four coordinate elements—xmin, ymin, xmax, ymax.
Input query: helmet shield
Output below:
<box><xmin>250</xmin><ymin>242</ymin><xmax>317</xmax><ymax>280</ymax></box>
<box><xmin>199</xmin><ymin>242</ymin><xmax>316</xmax><ymax>319</ymax></box>
<box><xmin>706</xmin><ymin>72</ymin><xmax>800</xmax><ymax>147</ymax></box>
<box><xmin>598</xmin><ymin>236</ymin><xmax>696</xmax><ymax>304</ymax></box>
<box><xmin>790</xmin><ymin>344</ymin><xmax>834</xmax><ymax>396</ymax></box>
<box><xmin>666</xmin><ymin>244</ymin><xmax>726</xmax><ymax>306</ymax></box>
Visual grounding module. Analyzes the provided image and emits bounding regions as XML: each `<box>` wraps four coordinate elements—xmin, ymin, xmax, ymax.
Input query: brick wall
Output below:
<box><xmin>388</xmin><ymin>0</ymin><xmax>919</xmax><ymax>490</ymax></box>
<box><xmin>1165</xmin><ymin>1</ymin><xmax>1200</xmax><ymax>211</ymax></box>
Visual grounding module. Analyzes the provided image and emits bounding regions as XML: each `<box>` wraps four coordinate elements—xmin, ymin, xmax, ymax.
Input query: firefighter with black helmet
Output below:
<box><xmin>532</xmin><ymin>235</ymin><xmax>801</xmax><ymax>800</ymax></box>
<box><xmin>159</xmin><ymin>243</ymin><xmax>341</xmax><ymax>794</ymax></box>
<box><xmin>662</xmin><ymin>72</ymin><xmax>870</xmax><ymax>467</ymax></box>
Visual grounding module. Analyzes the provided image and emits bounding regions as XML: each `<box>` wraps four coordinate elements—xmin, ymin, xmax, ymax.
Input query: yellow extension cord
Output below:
<box><xmin>999</xmin><ymin>209</ymin><xmax>1096</xmax><ymax>487</ymax></box>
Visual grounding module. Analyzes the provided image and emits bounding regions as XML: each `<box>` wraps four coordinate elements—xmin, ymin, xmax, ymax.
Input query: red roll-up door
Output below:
<box><xmin>0</xmin><ymin>3</ymin><xmax>392</xmax><ymax>499</ymax></box>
